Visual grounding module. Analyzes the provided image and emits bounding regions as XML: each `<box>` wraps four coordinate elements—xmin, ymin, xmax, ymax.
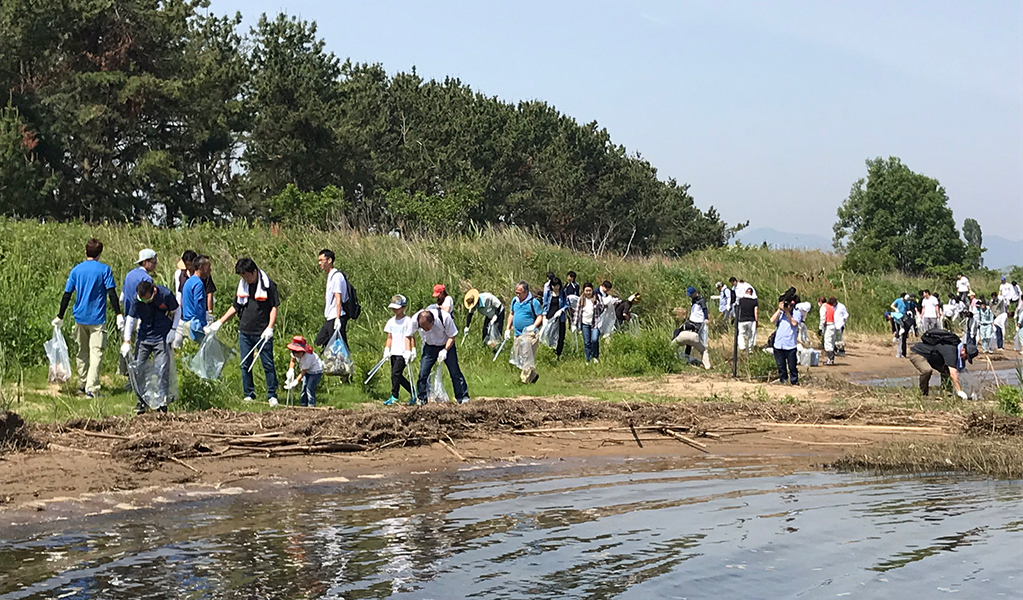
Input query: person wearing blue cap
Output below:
<box><xmin>683</xmin><ymin>286</ymin><xmax>709</xmax><ymax>363</ymax></box>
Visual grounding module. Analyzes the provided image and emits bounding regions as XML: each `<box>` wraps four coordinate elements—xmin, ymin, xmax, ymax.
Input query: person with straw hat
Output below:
<box><xmin>285</xmin><ymin>336</ymin><xmax>324</xmax><ymax>407</ymax></box>
<box><xmin>463</xmin><ymin>288</ymin><xmax>505</xmax><ymax>347</ymax></box>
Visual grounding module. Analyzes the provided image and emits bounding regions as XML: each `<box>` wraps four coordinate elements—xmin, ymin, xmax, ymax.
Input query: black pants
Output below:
<box><xmin>554</xmin><ymin>319</ymin><xmax>566</xmax><ymax>357</ymax></box>
<box><xmin>774</xmin><ymin>347</ymin><xmax>798</xmax><ymax>384</ymax></box>
<box><xmin>468</xmin><ymin>308</ymin><xmax>506</xmax><ymax>343</ymax></box>
<box><xmin>315</xmin><ymin>316</ymin><xmax>349</xmax><ymax>349</ymax></box>
<box><xmin>390</xmin><ymin>355</ymin><xmax>411</xmax><ymax>399</ymax></box>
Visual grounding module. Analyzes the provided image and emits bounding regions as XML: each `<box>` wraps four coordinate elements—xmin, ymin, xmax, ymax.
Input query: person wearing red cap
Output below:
<box><xmin>285</xmin><ymin>336</ymin><xmax>323</xmax><ymax>407</ymax></box>
<box><xmin>432</xmin><ymin>284</ymin><xmax>454</xmax><ymax>313</ymax></box>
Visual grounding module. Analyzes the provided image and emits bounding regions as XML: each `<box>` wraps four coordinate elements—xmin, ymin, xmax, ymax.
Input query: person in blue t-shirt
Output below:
<box><xmin>121</xmin><ymin>280</ymin><xmax>179</xmax><ymax>413</ymax></box>
<box><xmin>181</xmin><ymin>255</ymin><xmax>210</xmax><ymax>343</ymax></box>
<box><xmin>121</xmin><ymin>249</ymin><xmax>159</xmax><ymax>345</ymax></box>
<box><xmin>53</xmin><ymin>238</ymin><xmax>122</xmax><ymax>398</ymax></box>
<box><xmin>504</xmin><ymin>281</ymin><xmax>544</xmax><ymax>383</ymax></box>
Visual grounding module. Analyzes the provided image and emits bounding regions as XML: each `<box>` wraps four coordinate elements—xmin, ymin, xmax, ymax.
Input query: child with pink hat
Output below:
<box><xmin>285</xmin><ymin>335</ymin><xmax>324</xmax><ymax>407</ymax></box>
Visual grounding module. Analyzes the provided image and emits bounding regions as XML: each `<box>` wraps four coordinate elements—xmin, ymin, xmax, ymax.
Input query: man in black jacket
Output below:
<box><xmin>909</xmin><ymin>330</ymin><xmax>977</xmax><ymax>397</ymax></box>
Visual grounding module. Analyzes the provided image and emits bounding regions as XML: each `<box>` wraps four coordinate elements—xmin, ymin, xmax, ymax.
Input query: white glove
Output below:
<box><xmin>504</xmin><ymin>328</ymin><xmax>511</xmax><ymax>340</ymax></box>
<box><xmin>284</xmin><ymin>378</ymin><xmax>298</xmax><ymax>391</ymax></box>
<box><xmin>165</xmin><ymin>330</ymin><xmax>175</xmax><ymax>344</ymax></box>
<box><xmin>120</xmin><ymin>342</ymin><xmax>131</xmax><ymax>358</ymax></box>
<box><xmin>525</xmin><ymin>325</ymin><xmax>536</xmax><ymax>334</ymax></box>
<box><xmin>957</xmin><ymin>390</ymin><xmax>968</xmax><ymax>400</ymax></box>
<box><xmin>204</xmin><ymin>321</ymin><xmax>221</xmax><ymax>335</ymax></box>
<box><xmin>570</xmin><ymin>322</ymin><xmax>578</xmax><ymax>333</ymax></box>
<box><xmin>116</xmin><ymin>314</ymin><xmax>125</xmax><ymax>331</ymax></box>
<box><xmin>334</xmin><ymin>319</ymin><xmax>342</xmax><ymax>331</ymax></box>
<box><xmin>260</xmin><ymin>327</ymin><xmax>273</xmax><ymax>342</ymax></box>
<box><xmin>402</xmin><ymin>349</ymin><xmax>412</xmax><ymax>362</ymax></box>
<box><xmin>383</xmin><ymin>347</ymin><xmax>391</xmax><ymax>359</ymax></box>
<box><xmin>438</xmin><ymin>349</ymin><xmax>448</xmax><ymax>362</ymax></box>
<box><xmin>286</xmin><ymin>367</ymin><xmax>295</xmax><ymax>381</ymax></box>
<box><xmin>463</xmin><ymin>327</ymin><xmax>469</xmax><ymax>336</ymax></box>
<box><xmin>52</xmin><ymin>317</ymin><xmax>63</xmax><ymax>328</ymax></box>
<box><xmin>206</xmin><ymin>311</ymin><xmax>215</xmax><ymax>324</ymax></box>
<box><xmin>489</xmin><ymin>315</ymin><xmax>498</xmax><ymax>326</ymax></box>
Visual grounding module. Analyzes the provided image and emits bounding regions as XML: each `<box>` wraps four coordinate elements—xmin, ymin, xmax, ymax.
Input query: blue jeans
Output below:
<box><xmin>301</xmin><ymin>371</ymin><xmax>322</xmax><ymax>406</ymax></box>
<box><xmin>581</xmin><ymin>324</ymin><xmax>600</xmax><ymax>361</ymax></box>
<box><xmin>239</xmin><ymin>332</ymin><xmax>277</xmax><ymax>399</ymax></box>
<box><xmin>417</xmin><ymin>344</ymin><xmax>469</xmax><ymax>403</ymax></box>
<box><xmin>774</xmin><ymin>347</ymin><xmax>798</xmax><ymax>384</ymax></box>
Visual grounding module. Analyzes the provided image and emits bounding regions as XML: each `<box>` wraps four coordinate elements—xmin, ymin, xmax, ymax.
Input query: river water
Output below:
<box><xmin>1</xmin><ymin>457</ymin><xmax>1021</xmax><ymax>599</ymax></box>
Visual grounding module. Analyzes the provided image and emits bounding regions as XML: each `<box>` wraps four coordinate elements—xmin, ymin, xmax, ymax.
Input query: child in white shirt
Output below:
<box><xmin>383</xmin><ymin>294</ymin><xmax>416</xmax><ymax>406</ymax></box>
<box><xmin>285</xmin><ymin>335</ymin><xmax>324</xmax><ymax>407</ymax></box>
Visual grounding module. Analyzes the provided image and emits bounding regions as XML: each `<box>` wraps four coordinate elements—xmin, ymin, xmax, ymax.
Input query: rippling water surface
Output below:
<box><xmin>1</xmin><ymin>457</ymin><xmax>1021</xmax><ymax>599</ymax></box>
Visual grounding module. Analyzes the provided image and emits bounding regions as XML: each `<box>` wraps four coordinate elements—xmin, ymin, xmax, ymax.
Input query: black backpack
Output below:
<box><xmin>921</xmin><ymin>329</ymin><xmax>960</xmax><ymax>347</ymax></box>
<box><xmin>341</xmin><ymin>274</ymin><xmax>361</xmax><ymax>320</ymax></box>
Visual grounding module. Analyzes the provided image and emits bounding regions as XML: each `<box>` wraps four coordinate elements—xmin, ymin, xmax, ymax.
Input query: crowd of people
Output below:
<box><xmin>53</xmin><ymin>237</ymin><xmax>1015</xmax><ymax>414</ymax></box>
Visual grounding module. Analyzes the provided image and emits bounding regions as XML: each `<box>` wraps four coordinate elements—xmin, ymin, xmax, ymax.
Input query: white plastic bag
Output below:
<box><xmin>484</xmin><ymin>318</ymin><xmax>502</xmax><ymax>350</ymax></box>
<box><xmin>597</xmin><ymin>305</ymin><xmax>617</xmax><ymax>338</ymax></box>
<box><xmin>128</xmin><ymin>343</ymin><xmax>178</xmax><ymax>410</ymax></box>
<box><xmin>44</xmin><ymin>326</ymin><xmax>72</xmax><ymax>383</ymax></box>
<box><xmin>427</xmin><ymin>366</ymin><xmax>448</xmax><ymax>403</ymax></box>
<box><xmin>187</xmin><ymin>333</ymin><xmax>232</xmax><ymax>380</ymax></box>
<box><xmin>510</xmin><ymin>334</ymin><xmax>536</xmax><ymax>370</ymax></box>
<box><xmin>322</xmin><ymin>330</ymin><xmax>354</xmax><ymax>377</ymax></box>
<box><xmin>538</xmin><ymin>318</ymin><xmax>558</xmax><ymax>349</ymax></box>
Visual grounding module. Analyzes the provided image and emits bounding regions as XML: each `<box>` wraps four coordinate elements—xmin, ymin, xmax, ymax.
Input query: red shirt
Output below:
<box><xmin>823</xmin><ymin>303</ymin><xmax>835</xmax><ymax>324</ymax></box>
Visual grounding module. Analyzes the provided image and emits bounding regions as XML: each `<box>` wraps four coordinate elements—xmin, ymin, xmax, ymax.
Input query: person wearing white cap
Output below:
<box><xmin>121</xmin><ymin>249</ymin><xmax>158</xmax><ymax>350</ymax></box>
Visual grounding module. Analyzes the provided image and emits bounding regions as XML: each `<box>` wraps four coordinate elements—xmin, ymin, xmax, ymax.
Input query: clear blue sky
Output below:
<box><xmin>208</xmin><ymin>0</ymin><xmax>1023</xmax><ymax>240</ymax></box>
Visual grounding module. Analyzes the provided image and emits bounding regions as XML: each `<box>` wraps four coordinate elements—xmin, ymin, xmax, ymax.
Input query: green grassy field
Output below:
<box><xmin>0</xmin><ymin>220</ymin><xmax>1005</xmax><ymax>421</ymax></box>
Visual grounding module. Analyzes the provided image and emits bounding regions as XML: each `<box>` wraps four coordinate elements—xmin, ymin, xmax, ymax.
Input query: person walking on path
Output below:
<box><xmin>206</xmin><ymin>258</ymin><xmax>280</xmax><ymax>405</ymax></box>
<box><xmin>463</xmin><ymin>289</ymin><xmax>505</xmax><ymax>347</ymax></box>
<box><xmin>433</xmin><ymin>284</ymin><xmax>454</xmax><ymax>313</ymax></box>
<box><xmin>736</xmin><ymin>287</ymin><xmax>759</xmax><ymax>352</ymax></box>
<box><xmin>542</xmin><ymin>276</ymin><xmax>569</xmax><ymax>357</ymax></box>
<box><xmin>284</xmin><ymin>336</ymin><xmax>324</xmax><ymax>407</ymax></box>
<box><xmin>955</xmin><ymin>274</ymin><xmax>971</xmax><ymax>304</ymax></box>
<box><xmin>919</xmin><ymin>289</ymin><xmax>942</xmax><ymax>334</ymax></box>
<box><xmin>817</xmin><ymin>297</ymin><xmax>837</xmax><ymax>365</ymax></box>
<box><xmin>771</xmin><ymin>293</ymin><xmax>804</xmax><ymax>385</ymax></box>
<box><xmin>121</xmin><ymin>280</ymin><xmax>178</xmax><ymax>413</ymax></box>
<box><xmin>574</xmin><ymin>282</ymin><xmax>603</xmax><ymax>363</ymax></box>
<box><xmin>831</xmin><ymin>297</ymin><xmax>849</xmax><ymax>356</ymax></box>
<box><xmin>180</xmin><ymin>255</ymin><xmax>210</xmax><ymax>345</ymax></box>
<box><xmin>412</xmin><ymin>305</ymin><xmax>469</xmax><ymax>404</ymax></box>
<box><xmin>382</xmin><ymin>295</ymin><xmax>415</xmax><ymax>406</ymax></box>
<box><xmin>505</xmin><ymin>281</ymin><xmax>544</xmax><ymax>382</ymax></box>
<box><xmin>54</xmin><ymin>238</ymin><xmax>123</xmax><ymax>398</ymax></box>
<box><xmin>564</xmin><ymin>271</ymin><xmax>580</xmax><ymax>299</ymax></box>
<box><xmin>314</xmin><ymin>250</ymin><xmax>349</xmax><ymax>350</ymax></box>
<box><xmin>909</xmin><ymin>329</ymin><xmax>977</xmax><ymax>398</ymax></box>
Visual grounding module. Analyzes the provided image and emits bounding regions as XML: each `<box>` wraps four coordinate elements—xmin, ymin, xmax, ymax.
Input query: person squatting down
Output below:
<box><xmin>285</xmin><ymin>336</ymin><xmax>324</xmax><ymax>407</ymax></box>
<box><xmin>671</xmin><ymin>306</ymin><xmax>711</xmax><ymax>370</ymax></box>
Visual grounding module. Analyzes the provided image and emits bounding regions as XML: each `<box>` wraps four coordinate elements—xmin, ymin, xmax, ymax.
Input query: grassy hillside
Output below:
<box><xmin>0</xmin><ymin>220</ymin><xmax>1004</xmax><ymax>420</ymax></box>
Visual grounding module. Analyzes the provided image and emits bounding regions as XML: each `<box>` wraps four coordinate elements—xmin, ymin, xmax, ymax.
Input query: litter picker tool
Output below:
<box><xmin>364</xmin><ymin>356</ymin><xmax>389</xmax><ymax>384</ymax></box>
<box><xmin>406</xmin><ymin>359</ymin><xmax>419</xmax><ymax>403</ymax></box>
<box><xmin>492</xmin><ymin>336</ymin><xmax>508</xmax><ymax>361</ymax></box>
<box><xmin>243</xmin><ymin>337</ymin><xmax>270</xmax><ymax>373</ymax></box>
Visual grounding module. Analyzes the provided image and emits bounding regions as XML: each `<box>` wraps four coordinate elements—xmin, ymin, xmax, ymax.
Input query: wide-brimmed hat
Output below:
<box><xmin>136</xmin><ymin>249</ymin><xmax>157</xmax><ymax>264</ymax></box>
<box><xmin>387</xmin><ymin>294</ymin><xmax>407</xmax><ymax>309</ymax></box>
<box><xmin>432</xmin><ymin>284</ymin><xmax>446</xmax><ymax>298</ymax></box>
<box><xmin>464</xmin><ymin>288</ymin><xmax>480</xmax><ymax>310</ymax></box>
<box><xmin>176</xmin><ymin>258</ymin><xmax>187</xmax><ymax>271</ymax></box>
<box><xmin>286</xmin><ymin>335</ymin><xmax>313</xmax><ymax>353</ymax></box>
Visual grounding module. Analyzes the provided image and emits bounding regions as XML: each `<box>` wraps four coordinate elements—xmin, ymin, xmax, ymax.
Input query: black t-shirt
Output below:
<box><xmin>547</xmin><ymin>294</ymin><xmax>561</xmax><ymax>318</ymax></box>
<box><xmin>615</xmin><ymin>300</ymin><xmax>632</xmax><ymax>322</ymax></box>
<box><xmin>234</xmin><ymin>279</ymin><xmax>280</xmax><ymax>334</ymax></box>
<box><xmin>911</xmin><ymin>342</ymin><xmax>959</xmax><ymax>371</ymax></box>
<box><xmin>564</xmin><ymin>282</ymin><xmax>579</xmax><ymax>298</ymax></box>
<box><xmin>737</xmin><ymin>297</ymin><xmax>758</xmax><ymax>322</ymax></box>
<box><xmin>201</xmin><ymin>275</ymin><xmax>217</xmax><ymax>297</ymax></box>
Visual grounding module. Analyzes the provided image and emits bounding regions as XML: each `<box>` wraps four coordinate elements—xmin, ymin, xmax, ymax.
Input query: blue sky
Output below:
<box><xmin>207</xmin><ymin>0</ymin><xmax>1023</xmax><ymax>241</ymax></box>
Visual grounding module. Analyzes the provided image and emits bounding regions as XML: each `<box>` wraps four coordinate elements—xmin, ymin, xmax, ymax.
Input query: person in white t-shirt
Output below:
<box><xmin>284</xmin><ymin>336</ymin><xmax>324</xmax><ymax>407</ymax></box>
<box><xmin>919</xmin><ymin>289</ymin><xmax>942</xmax><ymax>333</ymax></box>
<box><xmin>955</xmin><ymin>274</ymin><xmax>971</xmax><ymax>303</ymax></box>
<box><xmin>315</xmin><ymin>249</ymin><xmax>350</xmax><ymax>349</ymax></box>
<box><xmin>382</xmin><ymin>294</ymin><xmax>415</xmax><ymax>406</ymax></box>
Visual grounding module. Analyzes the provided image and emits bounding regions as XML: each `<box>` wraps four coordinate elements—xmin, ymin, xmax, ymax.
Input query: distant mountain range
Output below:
<box><xmin>735</xmin><ymin>227</ymin><xmax>1022</xmax><ymax>270</ymax></box>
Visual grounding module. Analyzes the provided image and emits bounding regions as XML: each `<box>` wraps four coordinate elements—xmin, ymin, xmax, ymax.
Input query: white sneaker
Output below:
<box><xmin>243</xmin><ymin>396</ymin><xmax>254</xmax><ymax>403</ymax></box>
<box><xmin>268</xmin><ymin>397</ymin><xmax>279</xmax><ymax>407</ymax></box>
<box><xmin>592</xmin><ymin>358</ymin><xmax>599</xmax><ymax>363</ymax></box>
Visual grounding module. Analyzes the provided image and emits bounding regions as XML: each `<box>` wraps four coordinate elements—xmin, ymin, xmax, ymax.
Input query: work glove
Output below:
<box><xmin>524</xmin><ymin>325</ymin><xmax>536</xmax><ymax>334</ymax></box>
<box><xmin>285</xmin><ymin>377</ymin><xmax>299</xmax><ymax>391</ymax></box>
<box><xmin>206</xmin><ymin>311</ymin><xmax>215</xmax><ymax>325</ymax></box>
<box><xmin>383</xmin><ymin>347</ymin><xmax>391</xmax><ymax>359</ymax></box>
<box><xmin>116</xmin><ymin>314</ymin><xmax>125</xmax><ymax>331</ymax></box>
<box><xmin>120</xmin><ymin>342</ymin><xmax>131</xmax><ymax>358</ymax></box>
<box><xmin>570</xmin><ymin>322</ymin><xmax>578</xmax><ymax>333</ymax></box>
<box><xmin>165</xmin><ymin>330</ymin><xmax>175</xmax><ymax>345</ymax></box>
<box><xmin>260</xmin><ymin>327</ymin><xmax>273</xmax><ymax>342</ymax></box>
<box><xmin>204</xmin><ymin>321</ymin><xmax>221</xmax><ymax>335</ymax></box>
<box><xmin>489</xmin><ymin>315</ymin><xmax>498</xmax><ymax>326</ymax></box>
<box><xmin>52</xmin><ymin>317</ymin><xmax>63</xmax><ymax>328</ymax></box>
<box><xmin>438</xmin><ymin>349</ymin><xmax>448</xmax><ymax>363</ymax></box>
<box><xmin>504</xmin><ymin>328</ymin><xmax>511</xmax><ymax>341</ymax></box>
<box><xmin>402</xmin><ymin>349</ymin><xmax>412</xmax><ymax>362</ymax></box>
<box><xmin>286</xmin><ymin>367</ymin><xmax>295</xmax><ymax>381</ymax></box>
<box><xmin>463</xmin><ymin>327</ymin><xmax>470</xmax><ymax>336</ymax></box>
<box><xmin>334</xmin><ymin>319</ymin><xmax>343</xmax><ymax>331</ymax></box>
<box><xmin>956</xmin><ymin>390</ymin><xmax>968</xmax><ymax>401</ymax></box>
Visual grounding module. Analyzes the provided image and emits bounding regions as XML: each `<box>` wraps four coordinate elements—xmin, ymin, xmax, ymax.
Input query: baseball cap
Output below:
<box><xmin>432</xmin><ymin>284</ymin><xmax>446</xmax><ymax>298</ymax></box>
<box><xmin>388</xmin><ymin>294</ymin><xmax>407</xmax><ymax>309</ymax></box>
<box><xmin>686</xmin><ymin>286</ymin><xmax>696</xmax><ymax>295</ymax></box>
<box><xmin>136</xmin><ymin>249</ymin><xmax>157</xmax><ymax>263</ymax></box>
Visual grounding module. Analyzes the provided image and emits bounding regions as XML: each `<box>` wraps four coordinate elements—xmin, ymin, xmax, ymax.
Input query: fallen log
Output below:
<box><xmin>513</xmin><ymin>424</ymin><xmax>692</xmax><ymax>435</ymax></box>
<box><xmin>662</xmin><ymin>429</ymin><xmax>709</xmax><ymax>453</ymax></box>
<box><xmin>759</xmin><ymin>422</ymin><xmax>945</xmax><ymax>435</ymax></box>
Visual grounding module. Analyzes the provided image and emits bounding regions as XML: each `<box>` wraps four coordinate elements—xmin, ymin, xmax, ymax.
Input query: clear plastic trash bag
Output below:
<box><xmin>597</xmin><ymin>305</ymin><xmax>617</xmax><ymax>338</ymax></box>
<box><xmin>539</xmin><ymin>317</ymin><xmax>560</xmax><ymax>349</ymax></box>
<box><xmin>44</xmin><ymin>325</ymin><xmax>72</xmax><ymax>384</ymax></box>
<box><xmin>323</xmin><ymin>330</ymin><xmax>354</xmax><ymax>377</ymax></box>
<box><xmin>187</xmin><ymin>333</ymin><xmax>232</xmax><ymax>380</ymax></box>
<box><xmin>484</xmin><ymin>318</ymin><xmax>503</xmax><ymax>350</ymax></box>
<box><xmin>128</xmin><ymin>343</ymin><xmax>178</xmax><ymax>410</ymax></box>
<box><xmin>510</xmin><ymin>333</ymin><xmax>536</xmax><ymax>370</ymax></box>
<box><xmin>427</xmin><ymin>366</ymin><xmax>449</xmax><ymax>403</ymax></box>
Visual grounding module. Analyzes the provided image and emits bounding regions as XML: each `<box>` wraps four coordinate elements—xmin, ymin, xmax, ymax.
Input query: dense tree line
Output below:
<box><xmin>0</xmin><ymin>1</ymin><xmax>730</xmax><ymax>255</ymax></box>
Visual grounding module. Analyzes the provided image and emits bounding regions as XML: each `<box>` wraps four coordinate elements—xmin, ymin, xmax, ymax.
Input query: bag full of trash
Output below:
<box><xmin>427</xmin><ymin>366</ymin><xmax>449</xmax><ymax>403</ymax></box>
<box><xmin>187</xmin><ymin>333</ymin><xmax>232</xmax><ymax>380</ymax></box>
<box><xmin>322</xmin><ymin>330</ymin><xmax>354</xmax><ymax>377</ymax></box>
<box><xmin>44</xmin><ymin>326</ymin><xmax>72</xmax><ymax>384</ymax></box>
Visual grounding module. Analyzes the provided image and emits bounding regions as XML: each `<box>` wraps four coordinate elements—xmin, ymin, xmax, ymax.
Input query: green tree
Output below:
<box><xmin>962</xmin><ymin>217</ymin><xmax>985</xmax><ymax>268</ymax></box>
<box><xmin>834</xmin><ymin>157</ymin><xmax>967</xmax><ymax>274</ymax></box>
<box><xmin>0</xmin><ymin>103</ymin><xmax>57</xmax><ymax>215</ymax></box>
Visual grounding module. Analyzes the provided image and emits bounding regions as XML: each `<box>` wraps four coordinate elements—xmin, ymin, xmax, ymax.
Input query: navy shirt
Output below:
<box><xmin>129</xmin><ymin>285</ymin><xmax>178</xmax><ymax>343</ymax></box>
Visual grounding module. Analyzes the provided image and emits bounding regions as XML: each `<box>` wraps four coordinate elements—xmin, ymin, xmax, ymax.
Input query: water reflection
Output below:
<box><xmin>1</xmin><ymin>460</ymin><xmax>1021</xmax><ymax>599</ymax></box>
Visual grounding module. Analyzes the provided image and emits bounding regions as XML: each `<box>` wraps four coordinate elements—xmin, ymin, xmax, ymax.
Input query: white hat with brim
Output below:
<box><xmin>137</xmin><ymin>249</ymin><xmax>157</xmax><ymax>263</ymax></box>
